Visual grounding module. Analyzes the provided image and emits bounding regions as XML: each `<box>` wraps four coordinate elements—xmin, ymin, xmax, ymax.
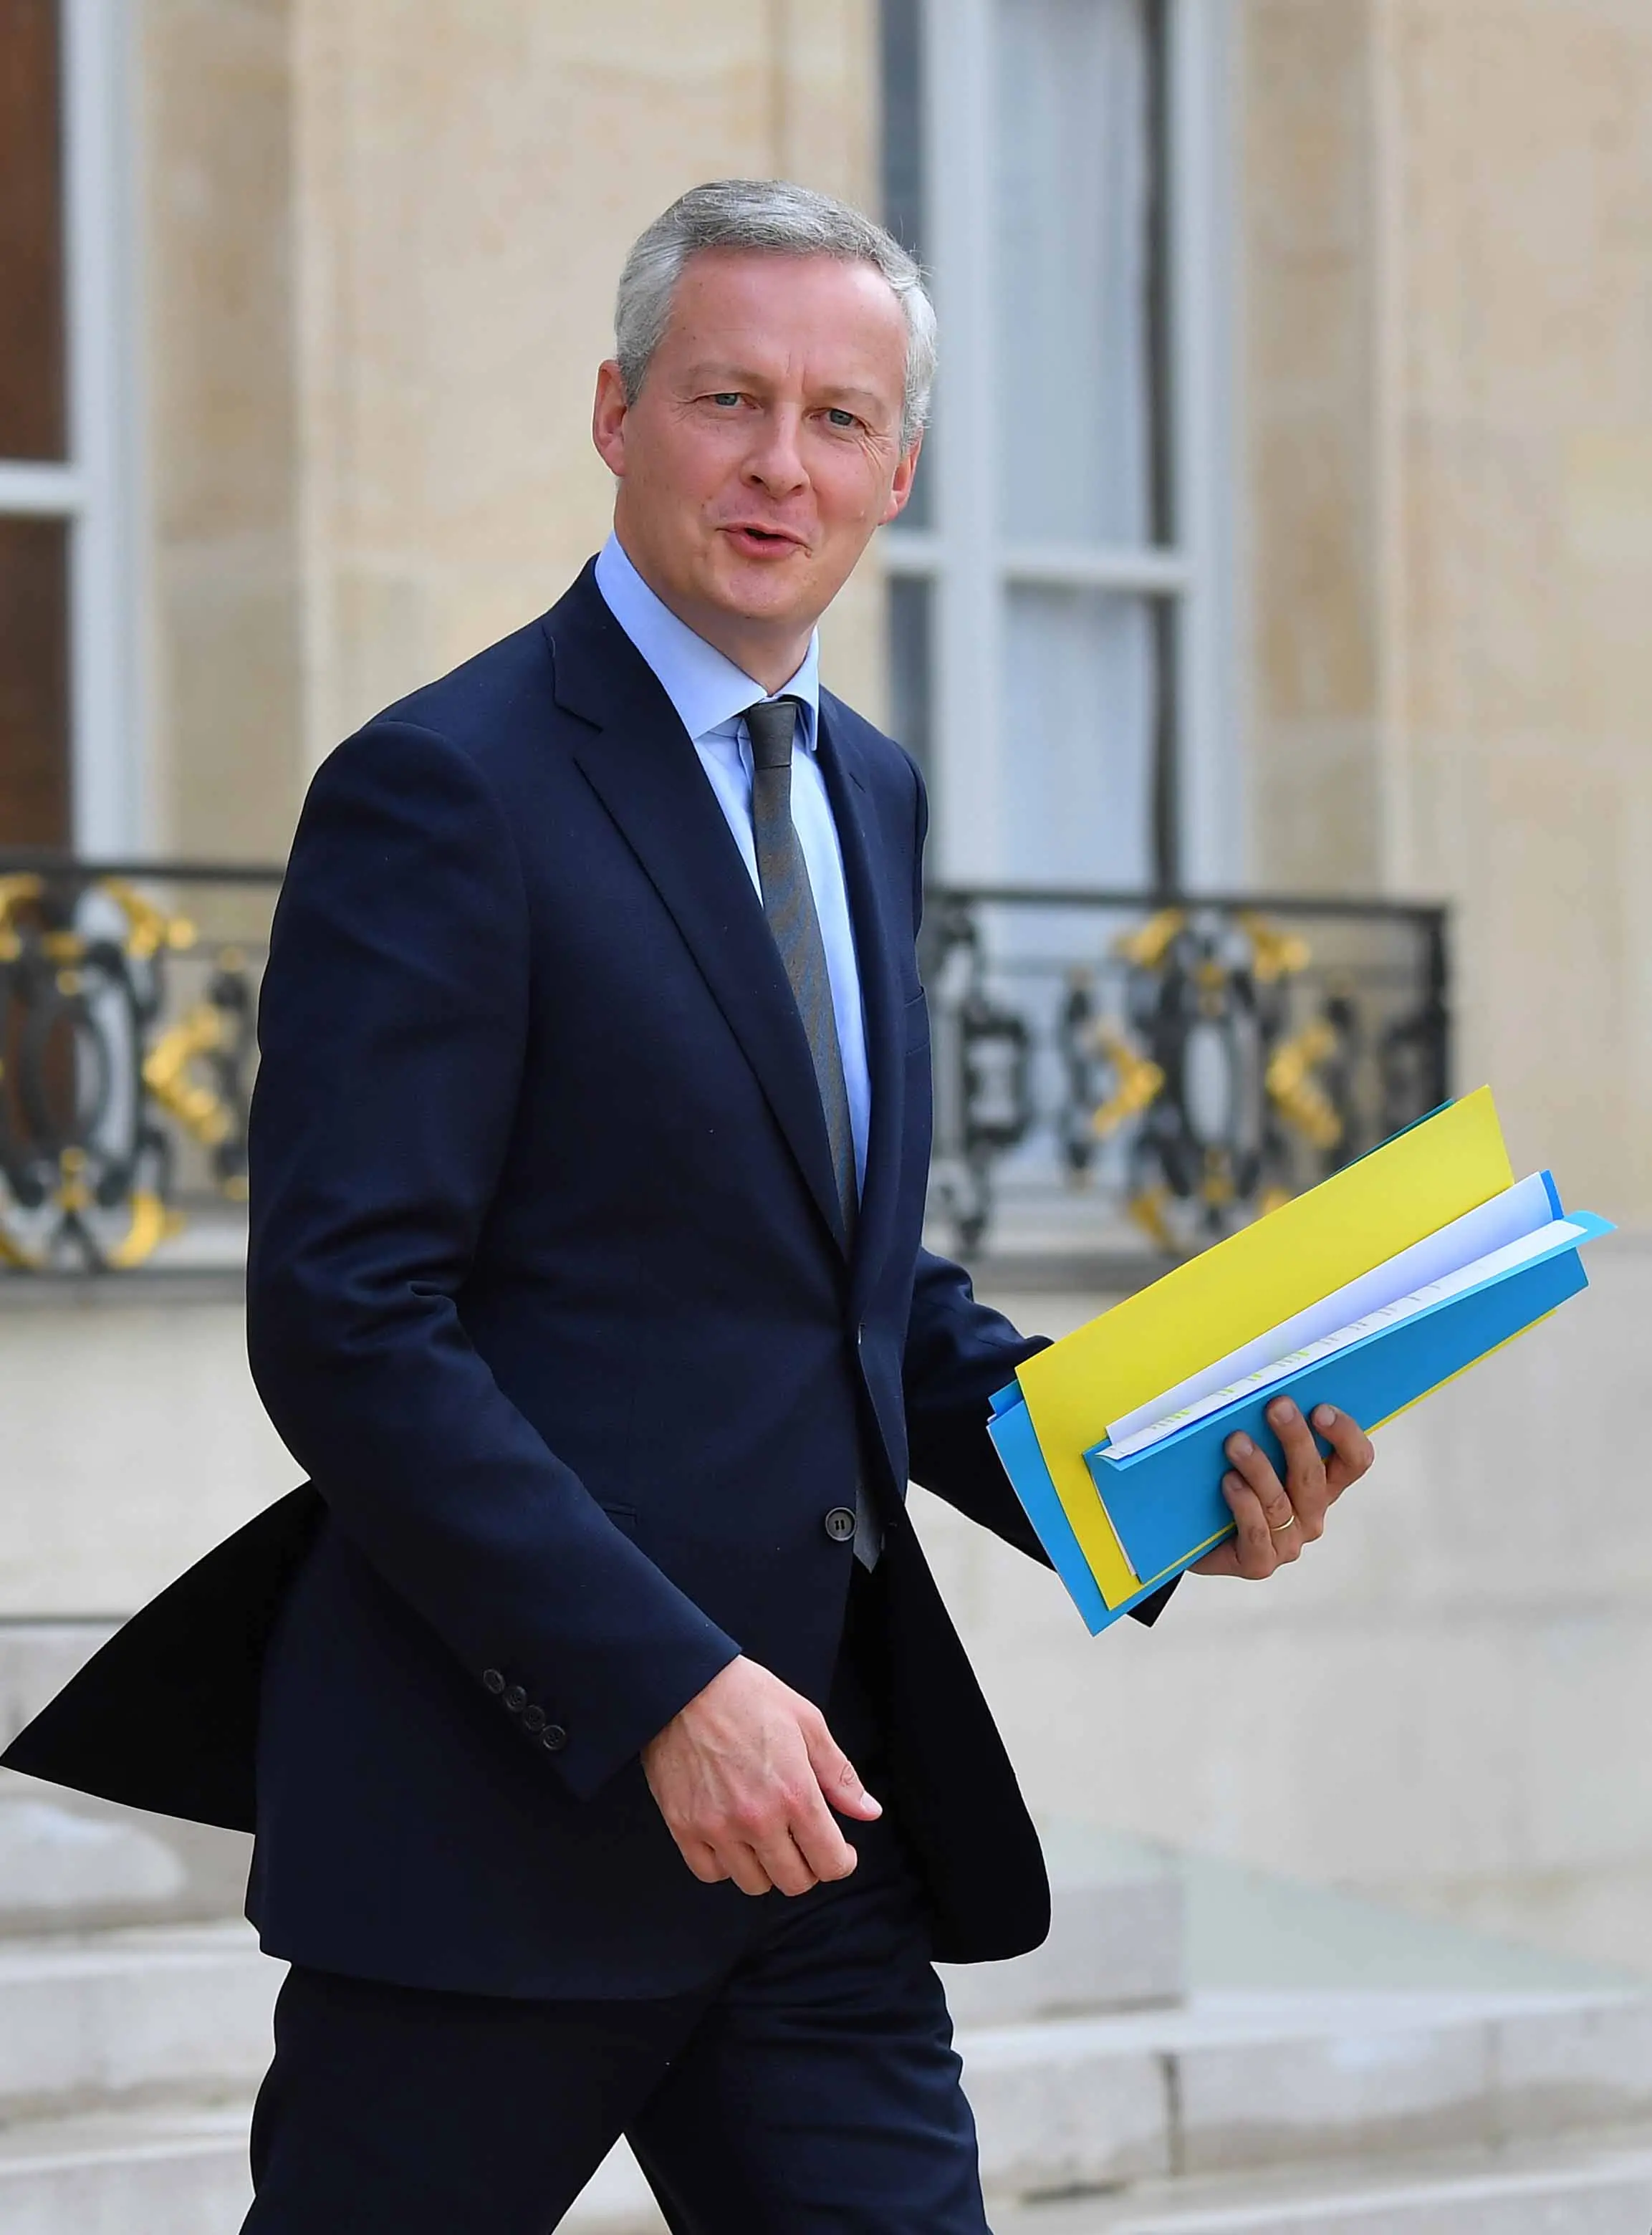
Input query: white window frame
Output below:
<box><xmin>880</xmin><ymin>0</ymin><xmax>1237</xmax><ymax>890</ymax></box>
<box><xmin>0</xmin><ymin>0</ymin><xmax>142</xmax><ymax>855</ymax></box>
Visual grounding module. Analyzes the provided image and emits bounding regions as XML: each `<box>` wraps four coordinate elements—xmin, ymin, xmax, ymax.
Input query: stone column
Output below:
<box><xmin>1380</xmin><ymin>0</ymin><xmax>1652</xmax><ymax>1222</ymax></box>
<box><xmin>1242</xmin><ymin>0</ymin><xmax>1386</xmax><ymax>894</ymax></box>
<box><xmin>140</xmin><ymin>0</ymin><xmax>307</xmax><ymax>862</ymax></box>
<box><xmin>1241</xmin><ymin>0</ymin><xmax>1652</xmax><ymax>1223</ymax></box>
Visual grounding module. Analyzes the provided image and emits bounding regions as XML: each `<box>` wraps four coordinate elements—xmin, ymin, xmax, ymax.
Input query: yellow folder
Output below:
<box><xmin>1013</xmin><ymin>1088</ymin><xmax>1516</xmax><ymax>1605</ymax></box>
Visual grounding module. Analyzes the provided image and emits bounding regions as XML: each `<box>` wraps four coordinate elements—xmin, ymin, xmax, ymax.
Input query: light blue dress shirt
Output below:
<box><xmin>594</xmin><ymin>534</ymin><xmax>870</xmax><ymax>1192</ymax></box>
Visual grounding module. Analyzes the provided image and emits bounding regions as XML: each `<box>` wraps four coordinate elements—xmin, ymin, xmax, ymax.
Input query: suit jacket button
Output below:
<box><xmin>504</xmin><ymin>1684</ymin><xmax>527</xmax><ymax>1714</ymax></box>
<box><xmin>522</xmin><ymin>1706</ymin><xmax>546</xmax><ymax>1734</ymax></box>
<box><xmin>824</xmin><ymin>1506</ymin><xmax>857</xmax><ymax>1544</ymax></box>
<box><xmin>483</xmin><ymin>1669</ymin><xmax>506</xmax><ymax>1695</ymax></box>
<box><xmin>541</xmin><ymin>1724</ymin><xmax>568</xmax><ymax>1752</ymax></box>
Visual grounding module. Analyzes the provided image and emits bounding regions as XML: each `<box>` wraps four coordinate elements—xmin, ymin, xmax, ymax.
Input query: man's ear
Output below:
<box><xmin>592</xmin><ymin>360</ymin><xmax>630</xmax><ymax>478</ymax></box>
<box><xmin>878</xmin><ymin>433</ymin><xmax>923</xmax><ymax>527</ymax></box>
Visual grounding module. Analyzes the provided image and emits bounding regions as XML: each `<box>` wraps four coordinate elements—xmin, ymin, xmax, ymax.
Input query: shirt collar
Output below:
<box><xmin>595</xmin><ymin>532</ymin><xmax>820</xmax><ymax>752</ymax></box>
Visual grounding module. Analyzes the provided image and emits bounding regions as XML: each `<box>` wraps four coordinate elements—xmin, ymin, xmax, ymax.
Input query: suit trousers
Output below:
<box><xmin>240</xmin><ymin>1576</ymin><xmax>993</xmax><ymax>2234</ymax></box>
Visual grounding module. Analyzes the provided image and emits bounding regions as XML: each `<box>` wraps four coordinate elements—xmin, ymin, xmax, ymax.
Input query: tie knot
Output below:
<box><xmin>744</xmin><ymin>696</ymin><xmax>801</xmax><ymax>771</ymax></box>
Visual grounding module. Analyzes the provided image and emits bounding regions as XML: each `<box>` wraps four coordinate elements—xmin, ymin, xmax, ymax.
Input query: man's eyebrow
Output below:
<box><xmin>678</xmin><ymin>360</ymin><xmax>767</xmax><ymax>391</ymax></box>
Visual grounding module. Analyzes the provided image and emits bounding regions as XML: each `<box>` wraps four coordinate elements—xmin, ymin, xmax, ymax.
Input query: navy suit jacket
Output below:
<box><xmin>6</xmin><ymin>561</ymin><xmax>1171</xmax><ymax>2000</ymax></box>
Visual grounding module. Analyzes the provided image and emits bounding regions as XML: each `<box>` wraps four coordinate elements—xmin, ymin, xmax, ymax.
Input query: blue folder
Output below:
<box><xmin>989</xmin><ymin>1208</ymin><xmax>1610</xmax><ymax>1636</ymax></box>
<box><xmin>987</xmin><ymin>1383</ymin><xmax>1175</xmax><ymax>1634</ymax></box>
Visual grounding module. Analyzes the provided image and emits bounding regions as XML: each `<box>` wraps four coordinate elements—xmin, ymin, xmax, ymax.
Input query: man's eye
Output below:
<box><xmin>826</xmin><ymin>408</ymin><xmax>858</xmax><ymax>430</ymax></box>
<box><xmin>709</xmin><ymin>392</ymin><xmax>742</xmax><ymax>408</ymax></box>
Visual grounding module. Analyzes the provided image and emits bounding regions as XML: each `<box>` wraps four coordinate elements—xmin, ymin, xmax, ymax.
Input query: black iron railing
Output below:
<box><xmin>921</xmin><ymin>888</ymin><xmax>1449</xmax><ymax>1261</ymax></box>
<box><xmin>0</xmin><ymin>856</ymin><xmax>1448</xmax><ymax>1275</ymax></box>
<box><xmin>0</xmin><ymin>855</ymin><xmax>279</xmax><ymax>1272</ymax></box>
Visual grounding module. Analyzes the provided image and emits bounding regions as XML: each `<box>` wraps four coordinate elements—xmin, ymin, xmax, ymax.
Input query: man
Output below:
<box><xmin>27</xmin><ymin>180</ymin><xmax>1376</xmax><ymax>2231</ymax></box>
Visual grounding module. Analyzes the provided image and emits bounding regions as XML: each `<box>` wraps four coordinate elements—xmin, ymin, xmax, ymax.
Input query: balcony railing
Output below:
<box><xmin>921</xmin><ymin>888</ymin><xmax>1449</xmax><ymax>1264</ymax></box>
<box><xmin>0</xmin><ymin>855</ymin><xmax>1448</xmax><ymax>1276</ymax></box>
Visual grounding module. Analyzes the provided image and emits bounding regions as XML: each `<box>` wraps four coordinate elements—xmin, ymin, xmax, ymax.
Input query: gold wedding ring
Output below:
<box><xmin>1270</xmin><ymin>1511</ymin><xmax>1298</xmax><ymax>1533</ymax></box>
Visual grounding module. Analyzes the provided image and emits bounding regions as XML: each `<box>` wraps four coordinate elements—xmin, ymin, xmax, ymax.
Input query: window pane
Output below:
<box><xmin>880</xmin><ymin>0</ymin><xmax>925</xmax><ymax>259</ymax></box>
<box><xmin>994</xmin><ymin>0</ymin><xmax>1158</xmax><ymax>545</ymax></box>
<box><xmin>0</xmin><ymin>0</ymin><xmax>68</xmax><ymax>461</ymax></box>
<box><xmin>0</xmin><ymin>516</ymin><xmax>72</xmax><ymax>845</ymax></box>
<box><xmin>888</xmin><ymin>574</ymin><xmax>934</xmax><ymax>781</ymax></box>
<box><xmin>999</xmin><ymin>586</ymin><xmax>1156</xmax><ymax>886</ymax></box>
<box><xmin>878</xmin><ymin>0</ymin><xmax>933</xmax><ymax>530</ymax></box>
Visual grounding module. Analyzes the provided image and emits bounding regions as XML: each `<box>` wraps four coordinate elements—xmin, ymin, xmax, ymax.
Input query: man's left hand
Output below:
<box><xmin>1189</xmin><ymin>1398</ymin><xmax>1375</xmax><ymax>1581</ymax></box>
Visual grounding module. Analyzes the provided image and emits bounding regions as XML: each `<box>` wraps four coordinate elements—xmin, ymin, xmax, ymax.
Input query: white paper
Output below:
<box><xmin>1103</xmin><ymin>1215</ymin><xmax>1584</xmax><ymax>1461</ymax></box>
<box><xmin>1103</xmin><ymin>1171</ymin><xmax>1564</xmax><ymax>1455</ymax></box>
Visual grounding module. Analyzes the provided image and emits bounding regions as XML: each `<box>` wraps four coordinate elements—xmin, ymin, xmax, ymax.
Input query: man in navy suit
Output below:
<box><xmin>236</xmin><ymin>180</ymin><xmax>1374</xmax><ymax>2231</ymax></box>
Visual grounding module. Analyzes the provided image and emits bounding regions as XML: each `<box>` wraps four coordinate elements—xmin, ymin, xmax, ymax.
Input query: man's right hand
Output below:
<box><xmin>641</xmin><ymin>1656</ymin><xmax>881</xmax><ymax>1898</ymax></box>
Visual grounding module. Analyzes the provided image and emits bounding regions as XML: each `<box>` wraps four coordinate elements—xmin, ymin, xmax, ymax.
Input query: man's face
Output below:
<box><xmin>592</xmin><ymin>249</ymin><xmax>920</xmax><ymax>678</ymax></box>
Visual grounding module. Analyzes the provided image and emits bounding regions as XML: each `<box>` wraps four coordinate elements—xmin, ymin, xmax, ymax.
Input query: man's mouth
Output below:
<box><xmin>722</xmin><ymin>523</ymin><xmax>806</xmax><ymax>555</ymax></box>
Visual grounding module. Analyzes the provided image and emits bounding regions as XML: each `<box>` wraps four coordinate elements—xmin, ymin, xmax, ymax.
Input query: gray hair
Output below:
<box><xmin>614</xmin><ymin>179</ymin><xmax>936</xmax><ymax>451</ymax></box>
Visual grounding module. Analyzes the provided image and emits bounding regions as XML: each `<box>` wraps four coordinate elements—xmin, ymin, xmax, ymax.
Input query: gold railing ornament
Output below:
<box><xmin>0</xmin><ymin>1221</ymin><xmax>42</xmax><ymax>1272</ymax></box>
<box><xmin>0</xmin><ymin>859</ymin><xmax>269</xmax><ymax>1274</ymax></box>
<box><xmin>102</xmin><ymin>878</ymin><xmax>199</xmax><ymax>963</ymax></box>
<box><xmin>1089</xmin><ymin>1026</ymin><xmax>1165</xmax><ymax>1140</ymax></box>
<box><xmin>1114</xmin><ymin>907</ymin><xmax>1186</xmax><ymax>971</ymax></box>
<box><xmin>1200</xmin><ymin>1143</ymin><xmax>1238</xmax><ymax>1209</ymax></box>
<box><xmin>143</xmin><ymin>1003</ymin><xmax>237</xmax><ymax>1148</ymax></box>
<box><xmin>1266</xmin><ymin>1017</ymin><xmax>1345</xmax><ymax>1152</ymax></box>
<box><xmin>0</xmin><ymin>873</ymin><xmax>44</xmax><ymax>961</ymax></box>
<box><xmin>105</xmin><ymin>1189</ymin><xmax>184</xmax><ymax>1271</ymax></box>
<box><xmin>1237</xmin><ymin>910</ymin><xmax>1312</xmax><ymax>985</ymax></box>
<box><xmin>1127</xmin><ymin>1182</ymin><xmax>1176</xmax><ymax>1253</ymax></box>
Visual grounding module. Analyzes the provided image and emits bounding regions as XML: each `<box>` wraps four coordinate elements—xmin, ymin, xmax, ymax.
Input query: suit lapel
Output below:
<box><xmin>545</xmin><ymin>571</ymin><xmax>849</xmax><ymax>1256</ymax></box>
<box><xmin>817</xmin><ymin>697</ymin><xmax>906</xmax><ymax>1309</ymax></box>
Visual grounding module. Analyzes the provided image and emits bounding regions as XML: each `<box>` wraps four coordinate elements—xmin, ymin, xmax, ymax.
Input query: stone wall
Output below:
<box><xmin>0</xmin><ymin>1294</ymin><xmax>294</xmax><ymax>1615</ymax></box>
<box><xmin>1243</xmin><ymin>0</ymin><xmax>1652</xmax><ymax>1224</ymax></box>
<box><xmin>137</xmin><ymin>0</ymin><xmax>886</xmax><ymax>861</ymax></box>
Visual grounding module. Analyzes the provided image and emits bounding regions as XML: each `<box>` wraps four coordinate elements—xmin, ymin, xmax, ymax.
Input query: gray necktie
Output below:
<box><xmin>744</xmin><ymin>696</ymin><xmax>880</xmax><ymax>1569</ymax></box>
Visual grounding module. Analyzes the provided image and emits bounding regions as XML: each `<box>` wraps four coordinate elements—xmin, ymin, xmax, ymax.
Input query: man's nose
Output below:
<box><xmin>743</xmin><ymin>410</ymin><xmax>809</xmax><ymax>496</ymax></box>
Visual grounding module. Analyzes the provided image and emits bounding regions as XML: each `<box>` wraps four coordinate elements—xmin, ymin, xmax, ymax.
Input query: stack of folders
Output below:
<box><xmin>988</xmin><ymin>1088</ymin><xmax>1612</xmax><ymax>1634</ymax></box>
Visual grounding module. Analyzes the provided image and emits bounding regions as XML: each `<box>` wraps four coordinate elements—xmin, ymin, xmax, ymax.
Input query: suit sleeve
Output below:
<box><xmin>246</xmin><ymin>720</ymin><xmax>741</xmax><ymax>1801</ymax></box>
<box><xmin>898</xmin><ymin>756</ymin><xmax>1176</xmax><ymax>1628</ymax></box>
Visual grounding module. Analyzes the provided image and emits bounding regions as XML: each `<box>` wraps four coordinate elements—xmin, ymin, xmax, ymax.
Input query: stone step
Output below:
<box><xmin>965</xmin><ymin>1986</ymin><xmax>1652</xmax><ymax>2195</ymax></box>
<box><xmin>0</xmin><ymin>2103</ymin><xmax>663</xmax><ymax>2235</ymax></box>
<box><xmin>0</xmin><ymin>1625</ymin><xmax>119</xmax><ymax>1739</ymax></box>
<box><xmin>994</xmin><ymin>2134</ymin><xmax>1652</xmax><ymax>2234</ymax></box>
<box><xmin>6</xmin><ymin>2108</ymin><xmax>1652</xmax><ymax>2235</ymax></box>
<box><xmin>8</xmin><ymin>1922</ymin><xmax>1652</xmax><ymax>2183</ymax></box>
<box><xmin>0</xmin><ymin>1923</ymin><xmax>275</xmax><ymax>2120</ymax></box>
<box><xmin>569</xmin><ymin>1984</ymin><xmax>1652</xmax><ymax>2219</ymax></box>
<box><xmin>0</xmin><ymin>1774</ymin><xmax>1184</xmax><ymax>2009</ymax></box>
<box><xmin>941</xmin><ymin>1871</ymin><xmax>1183</xmax><ymax>2025</ymax></box>
<box><xmin>0</xmin><ymin>1881</ymin><xmax>1177</xmax><ymax>2126</ymax></box>
<box><xmin>0</xmin><ymin>1776</ymin><xmax>253</xmax><ymax>1940</ymax></box>
<box><xmin>0</xmin><ymin>2102</ymin><xmax>256</xmax><ymax>2235</ymax></box>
